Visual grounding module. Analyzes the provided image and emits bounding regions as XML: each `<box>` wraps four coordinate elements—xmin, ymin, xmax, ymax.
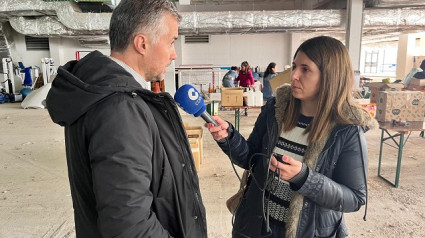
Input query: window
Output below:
<box><xmin>361</xmin><ymin>47</ymin><xmax>397</xmax><ymax>76</ymax></box>
<box><xmin>364</xmin><ymin>50</ymin><xmax>378</xmax><ymax>74</ymax></box>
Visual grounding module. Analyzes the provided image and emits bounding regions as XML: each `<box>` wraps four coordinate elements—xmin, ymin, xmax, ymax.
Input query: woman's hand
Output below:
<box><xmin>269</xmin><ymin>155</ymin><xmax>302</xmax><ymax>181</ymax></box>
<box><xmin>204</xmin><ymin>116</ymin><xmax>229</xmax><ymax>141</ymax></box>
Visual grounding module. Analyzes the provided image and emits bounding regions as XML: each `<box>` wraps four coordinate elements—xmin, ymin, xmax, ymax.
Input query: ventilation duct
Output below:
<box><xmin>78</xmin><ymin>38</ymin><xmax>110</xmax><ymax>48</ymax></box>
<box><xmin>179</xmin><ymin>10</ymin><xmax>342</xmax><ymax>34</ymax></box>
<box><xmin>9</xmin><ymin>16</ymin><xmax>108</xmax><ymax>37</ymax></box>
<box><xmin>0</xmin><ymin>0</ymin><xmax>425</xmax><ymax>39</ymax></box>
<box><xmin>0</xmin><ymin>0</ymin><xmax>110</xmax><ymax>31</ymax></box>
<box><xmin>179</xmin><ymin>8</ymin><xmax>425</xmax><ymax>35</ymax></box>
<box><xmin>0</xmin><ymin>23</ymin><xmax>11</xmax><ymax>73</ymax></box>
<box><xmin>366</xmin><ymin>0</ymin><xmax>425</xmax><ymax>8</ymax></box>
<box><xmin>364</xmin><ymin>8</ymin><xmax>425</xmax><ymax>27</ymax></box>
<box><xmin>9</xmin><ymin>16</ymin><xmax>73</xmax><ymax>36</ymax></box>
<box><xmin>56</xmin><ymin>5</ymin><xmax>110</xmax><ymax>31</ymax></box>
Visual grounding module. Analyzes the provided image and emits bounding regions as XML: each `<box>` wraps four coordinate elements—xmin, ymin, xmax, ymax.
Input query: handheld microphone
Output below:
<box><xmin>174</xmin><ymin>84</ymin><xmax>218</xmax><ymax>126</ymax></box>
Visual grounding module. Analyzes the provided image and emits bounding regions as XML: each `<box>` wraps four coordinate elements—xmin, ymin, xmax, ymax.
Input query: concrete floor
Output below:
<box><xmin>1</xmin><ymin>103</ymin><xmax>424</xmax><ymax>237</ymax></box>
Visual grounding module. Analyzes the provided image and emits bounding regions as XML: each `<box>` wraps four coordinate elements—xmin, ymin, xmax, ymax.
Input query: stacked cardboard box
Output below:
<box><xmin>375</xmin><ymin>91</ymin><xmax>425</xmax><ymax>122</ymax></box>
<box><xmin>184</xmin><ymin>125</ymin><xmax>203</xmax><ymax>172</ymax></box>
<box><xmin>407</xmin><ymin>78</ymin><xmax>425</xmax><ymax>91</ymax></box>
<box><xmin>366</xmin><ymin>82</ymin><xmax>404</xmax><ymax>103</ymax></box>
<box><xmin>221</xmin><ymin>88</ymin><xmax>244</xmax><ymax>106</ymax></box>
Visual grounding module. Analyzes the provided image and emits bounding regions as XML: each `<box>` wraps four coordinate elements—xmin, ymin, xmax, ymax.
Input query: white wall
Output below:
<box><xmin>180</xmin><ymin>33</ymin><xmax>291</xmax><ymax>72</ymax></box>
<box><xmin>49</xmin><ymin>38</ymin><xmax>110</xmax><ymax>66</ymax></box>
<box><xmin>11</xmin><ymin>32</ymin><xmax>49</xmax><ymax>69</ymax></box>
<box><xmin>8</xmin><ymin>32</ymin><xmax>110</xmax><ymax>69</ymax></box>
<box><xmin>396</xmin><ymin>34</ymin><xmax>417</xmax><ymax>80</ymax></box>
<box><xmin>10</xmin><ymin>32</ymin><xmax>293</xmax><ymax>74</ymax></box>
<box><xmin>175</xmin><ymin>37</ymin><xmax>183</xmax><ymax>67</ymax></box>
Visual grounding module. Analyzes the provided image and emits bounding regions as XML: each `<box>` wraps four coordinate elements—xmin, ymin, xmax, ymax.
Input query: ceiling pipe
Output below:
<box><xmin>364</xmin><ymin>8</ymin><xmax>425</xmax><ymax>27</ymax></box>
<box><xmin>366</xmin><ymin>0</ymin><xmax>425</xmax><ymax>8</ymax></box>
<box><xmin>9</xmin><ymin>16</ymin><xmax>73</xmax><ymax>36</ymax></box>
<box><xmin>178</xmin><ymin>10</ymin><xmax>343</xmax><ymax>35</ymax></box>
<box><xmin>1</xmin><ymin>0</ymin><xmax>424</xmax><ymax>39</ymax></box>
<box><xmin>9</xmin><ymin>16</ymin><xmax>108</xmax><ymax>38</ymax></box>
<box><xmin>0</xmin><ymin>0</ymin><xmax>110</xmax><ymax>31</ymax></box>
<box><xmin>0</xmin><ymin>23</ymin><xmax>12</xmax><ymax>73</ymax></box>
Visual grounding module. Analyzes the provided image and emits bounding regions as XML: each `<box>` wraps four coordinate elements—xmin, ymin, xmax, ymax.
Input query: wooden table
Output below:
<box><xmin>378</xmin><ymin>121</ymin><xmax>425</xmax><ymax>188</ymax></box>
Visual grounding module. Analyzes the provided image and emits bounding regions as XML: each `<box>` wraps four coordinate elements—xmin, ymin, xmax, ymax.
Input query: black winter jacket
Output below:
<box><xmin>218</xmin><ymin>85</ymin><xmax>377</xmax><ymax>238</ymax></box>
<box><xmin>46</xmin><ymin>51</ymin><xmax>207</xmax><ymax>238</ymax></box>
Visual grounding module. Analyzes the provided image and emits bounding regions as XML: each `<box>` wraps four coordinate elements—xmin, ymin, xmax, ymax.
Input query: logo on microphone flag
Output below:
<box><xmin>188</xmin><ymin>88</ymin><xmax>198</xmax><ymax>100</ymax></box>
<box><xmin>188</xmin><ymin>88</ymin><xmax>202</xmax><ymax>106</ymax></box>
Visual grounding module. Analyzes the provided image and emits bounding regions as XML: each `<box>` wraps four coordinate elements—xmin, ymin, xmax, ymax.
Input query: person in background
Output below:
<box><xmin>235</xmin><ymin>61</ymin><xmax>255</xmax><ymax>88</ymax></box>
<box><xmin>262</xmin><ymin>62</ymin><xmax>277</xmax><ymax>104</ymax></box>
<box><xmin>222</xmin><ymin>66</ymin><xmax>239</xmax><ymax>87</ymax></box>
<box><xmin>46</xmin><ymin>0</ymin><xmax>207</xmax><ymax>237</ymax></box>
<box><xmin>205</xmin><ymin>36</ymin><xmax>377</xmax><ymax>238</ymax></box>
<box><xmin>235</xmin><ymin>61</ymin><xmax>255</xmax><ymax>115</ymax></box>
<box><xmin>413</xmin><ymin>59</ymin><xmax>425</xmax><ymax>79</ymax></box>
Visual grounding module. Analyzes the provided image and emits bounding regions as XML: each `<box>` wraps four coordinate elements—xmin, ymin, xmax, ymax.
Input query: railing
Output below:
<box><xmin>177</xmin><ymin>68</ymin><xmax>228</xmax><ymax>93</ymax></box>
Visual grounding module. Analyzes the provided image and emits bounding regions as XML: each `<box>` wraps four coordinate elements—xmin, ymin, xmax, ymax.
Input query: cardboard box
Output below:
<box><xmin>366</xmin><ymin>82</ymin><xmax>404</xmax><ymax>103</ymax></box>
<box><xmin>375</xmin><ymin>91</ymin><xmax>425</xmax><ymax>122</ymax></box>
<box><xmin>407</xmin><ymin>85</ymin><xmax>425</xmax><ymax>91</ymax></box>
<box><xmin>185</xmin><ymin>125</ymin><xmax>203</xmax><ymax>172</ymax></box>
<box><xmin>410</xmin><ymin>78</ymin><xmax>425</xmax><ymax>87</ymax></box>
<box><xmin>407</xmin><ymin>78</ymin><xmax>425</xmax><ymax>90</ymax></box>
<box><xmin>221</xmin><ymin>88</ymin><xmax>244</xmax><ymax>106</ymax></box>
<box><xmin>270</xmin><ymin>68</ymin><xmax>291</xmax><ymax>96</ymax></box>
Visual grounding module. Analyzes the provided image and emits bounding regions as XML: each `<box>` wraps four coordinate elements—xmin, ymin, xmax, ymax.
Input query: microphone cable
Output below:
<box><xmin>222</xmin><ymin>135</ymin><xmax>280</xmax><ymax>237</ymax></box>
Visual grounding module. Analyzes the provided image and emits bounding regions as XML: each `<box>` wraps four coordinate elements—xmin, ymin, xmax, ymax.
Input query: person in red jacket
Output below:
<box><xmin>235</xmin><ymin>61</ymin><xmax>255</xmax><ymax>115</ymax></box>
<box><xmin>235</xmin><ymin>61</ymin><xmax>255</xmax><ymax>88</ymax></box>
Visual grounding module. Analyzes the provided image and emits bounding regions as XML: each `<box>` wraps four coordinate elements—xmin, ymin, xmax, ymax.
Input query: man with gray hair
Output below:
<box><xmin>46</xmin><ymin>0</ymin><xmax>207</xmax><ymax>237</ymax></box>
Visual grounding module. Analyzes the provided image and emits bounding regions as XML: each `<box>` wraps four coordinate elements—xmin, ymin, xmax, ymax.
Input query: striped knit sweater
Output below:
<box><xmin>265</xmin><ymin>114</ymin><xmax>313</xmax><ymax>227</ymax></box>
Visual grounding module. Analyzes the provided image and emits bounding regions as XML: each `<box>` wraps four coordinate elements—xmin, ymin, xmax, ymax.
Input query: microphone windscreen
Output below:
<box><xmin>174</xmin><ymin>84</ymin><xmax>206</xmax><ymax>117</ymax></box>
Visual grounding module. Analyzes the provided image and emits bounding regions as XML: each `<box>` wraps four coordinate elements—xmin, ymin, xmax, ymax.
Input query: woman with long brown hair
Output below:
<box><xmin>206</xmin><ymin>36</ymin><xmax>377</xmax><ymax>238</ymax></box>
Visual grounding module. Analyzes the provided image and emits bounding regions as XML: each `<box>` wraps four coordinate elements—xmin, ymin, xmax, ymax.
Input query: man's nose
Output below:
<box><xmin>171</xmin><ymin>48</ymin><xmax>177</xmax><ymax>60</ymax></box>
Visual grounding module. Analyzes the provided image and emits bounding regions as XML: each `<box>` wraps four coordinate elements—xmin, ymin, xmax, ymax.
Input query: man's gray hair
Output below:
<box><xmin>109</xmin><ymin>0</ymin><xmax>181</xmax><ymax>52</ymax></box>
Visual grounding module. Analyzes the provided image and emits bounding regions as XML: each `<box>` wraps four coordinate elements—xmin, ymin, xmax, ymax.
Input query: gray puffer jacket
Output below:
<box><xmin>218</xmin><ymin>85</ymin><xmax>378</xmax><ymax>238</ymax></box>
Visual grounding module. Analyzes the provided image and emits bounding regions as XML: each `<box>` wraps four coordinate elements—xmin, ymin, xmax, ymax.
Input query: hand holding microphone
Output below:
<box><xmin>174</xmin><ymin>84</ymin><xmax>229</xmax><ymax>141</ymax></box>
<box><xmin>206</xmin><ymin>116</ymin><xmax>230</xmax><ymax>141</ymax></box>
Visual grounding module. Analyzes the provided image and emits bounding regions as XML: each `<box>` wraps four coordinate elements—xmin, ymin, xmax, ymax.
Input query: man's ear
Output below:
<box><xmin>133</xmin><ymin>34</ymin><xmax>148</xmax><ymax>55</ymax></box>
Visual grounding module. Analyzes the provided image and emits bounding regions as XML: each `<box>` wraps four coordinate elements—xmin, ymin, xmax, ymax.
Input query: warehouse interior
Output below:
<box><xmin>0</xmin><ymin>0</ymin><xmax>425</xmax><ymax>237</ymax></box>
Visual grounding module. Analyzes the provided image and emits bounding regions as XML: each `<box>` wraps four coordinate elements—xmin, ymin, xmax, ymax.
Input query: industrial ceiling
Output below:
<box><xmin>0</xmin><ymin>0</ymin><xmax>424</xmax><ymax>50</ymax></box>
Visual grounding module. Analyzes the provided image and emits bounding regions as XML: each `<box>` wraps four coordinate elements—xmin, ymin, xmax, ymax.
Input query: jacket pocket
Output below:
<box><xmin>315</xmin><ymin>208</ymin><xmax>344</xmax><ymax>238</ymax></box>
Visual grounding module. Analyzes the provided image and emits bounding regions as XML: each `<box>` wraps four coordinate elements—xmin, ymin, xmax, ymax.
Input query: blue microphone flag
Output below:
<box><xmin>174</xmin><ymin>84</ymin><xmax>206</xmax><ymax>117</ymax></box>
